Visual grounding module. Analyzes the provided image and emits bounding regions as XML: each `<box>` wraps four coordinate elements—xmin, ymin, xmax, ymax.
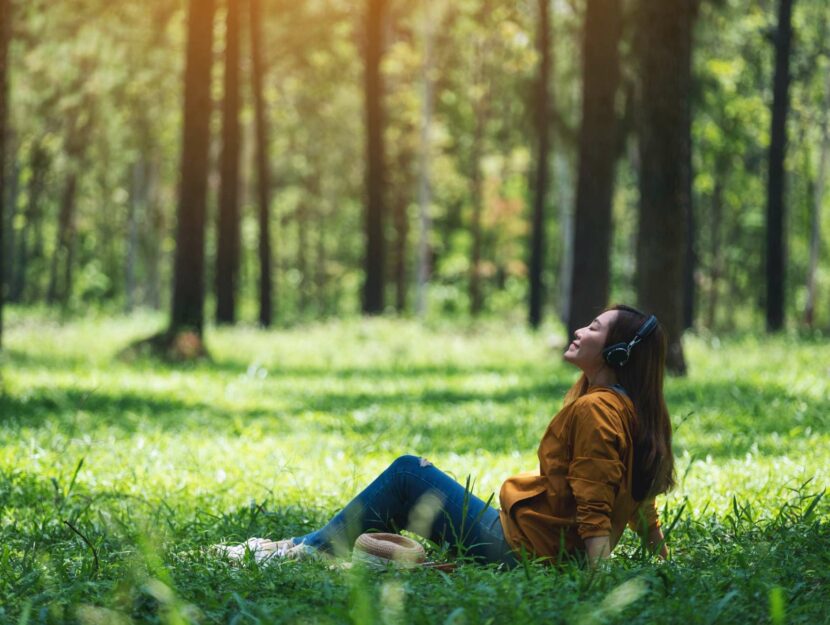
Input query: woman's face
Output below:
<box><xmin>563</xmin><ymin>310</ymin><xmax>618</xmax><ymax>373</ymax></box>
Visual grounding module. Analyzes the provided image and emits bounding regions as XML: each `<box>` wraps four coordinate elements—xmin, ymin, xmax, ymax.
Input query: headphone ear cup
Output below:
<box><xmin>602</xmin><ymin>344</ymin><xmax>629</xmax><ymax>367</ymax></box>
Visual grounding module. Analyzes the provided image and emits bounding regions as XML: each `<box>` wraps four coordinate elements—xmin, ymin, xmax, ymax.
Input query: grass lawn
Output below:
<box><xmin>0</xmin><ymin>310</ymin><xmax>828</xmax><ymax>624</ymax></box>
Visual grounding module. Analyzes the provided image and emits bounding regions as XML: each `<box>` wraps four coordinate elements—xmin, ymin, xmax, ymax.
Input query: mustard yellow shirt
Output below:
<box><xmin>499</xmin><ymin>386</ymin><xmax>660</xmax><ymax>560</ymax></box>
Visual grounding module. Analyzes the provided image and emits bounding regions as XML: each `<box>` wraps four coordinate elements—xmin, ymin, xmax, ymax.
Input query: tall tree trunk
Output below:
<box><xmin>13</xmin><ymin>145</ymin><xmax>47</xmax><ymax>303</ymax></box>
<box><xmin>635</xmin><ymin>0</ymin><xmax>695</xmax><ymax>374</ymax></box>
<box><xmin>392</xmin><ymin>166</ymin><xmax>409</xmax><ymax>314</ymax></box>
<box><xmin>47</xmin><ymin>171</ymin><xmax>78</xmax><ymax>306</ymax></box>
<box><xmin>297</xmin><ymin>200</ymin><xmax>309</xmax><ymax>313</ymax></box>
<box><xmin>528</xmin><ymin>0</ymin><xmax>552</xmax><ymax>329</ymax></box>
<box><xmin>144</xmin><ymin>157</ymin><xmax>163</xmax><ymax>310</ymax></box>
<box><xmin>250</xmin><ymin>0</ymin><xmax>273</xmax><ymax>327</ymax></box>
<box><xmin>557</xmin><ymin>153</ymin><xmax>575</xmax><ymax>325</ymax></box>
<box><xmin>567</xmin><ymin>0</ymin><xmax>622</xmax><ymax>337</ymax></box>
<box><xmin>363</xmin><ymin>0</ymin><xmax>386</xmax><ymax>314</ymax></box>
<box><xmin>415</xmin><ymin>0</ymin><xmax>434</xmax><ymax>318</ymax></box>
<box><xmin>170</xmin><ymin>0</ymin><xmax>215</xmax><ymax>336</ymax></box>
<box><xmin>706</xmin><ymin>175</ymin><xmax>724</xmax><ymax>331</ymax></box>
<box><xmin>0</xmin><ymin>0</ymin><xmax>9</xmax><ymax>347</ymax></box>
<box><xmin>216</xmin><ymin>0</ymin><xmax>242</xmax><ymax>325</ymax></box>
<box><xmin>805</xmin><ymin>64</ymin><xmax>830</xmax><ymax>328</ymax></box>
<box><xmin>683</xmin><ymin>43</ymin><xmax>697</xmax><ymax>331</ymax></box>
<box><xmin>126</xmin><ymin>159</ymin><xmax>144</xmax><ymax>313</ymax></box>
<box><xmin>315</xmin><ymin>194</ymin><xmax>327</xmax><ymax>315</ymax></box>
<box><xmin>765</xmin><ymin>0</ymin><xmax>794</xmax><ymax>332</ymax></box>
<box><xmin>469</xmin><ymin>107</ymin><xmax>485</xmax><ymax>316</ymax></box>
<box><xmin>3</xmin><ymin>152</ymin><xmax>17</xmax><ymax>305</ymax></box>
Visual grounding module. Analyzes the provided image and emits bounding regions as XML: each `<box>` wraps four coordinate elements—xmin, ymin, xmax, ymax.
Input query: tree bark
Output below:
<box><xmin>126</xmin><ymin>159</ymin><xmax>145</xmax><ymax>313</ymax></box>
<box><xmin>804</xmin><ymin>64</ymin><xmax>830</xmax><ymax>328</ymax></box>
<box><xmin>392</xmin><ymin>150</ymin><xmax>409</xmax><ymax>314</ymax></box>
<box><xmin>362</xmin><ymin>0</ymin><xmax>386</xmax><ymax>314</ymax></box>
<box><xmin>297</xmin><ymin>200</ymin><xmax>309</xmax><ymax>313</ymax></box>
<box><xmin>567</xmin><ymin>0</ymin><xmax>622</xmax><ymax>337</ymax></box>
<box><xmin>216</xmin><ymin>0</ymin><xmax>242</xmax><ymax>325</ymax></box>
<box><xmin>415</xmin><ymin>0</ymin><xmax>434</xmax><ymax>318</ymax></box>
<box><xmin>635</xmin><ymin>0</ymin><xmax>695</xmax><ymax>374</ymax></box>
<box><xmin>765</xmin><ymin>0</ymin><xmax>794</xmax><ymax>332</ymax></box>
<box><xmin>170</xmin><ymin>0</ymin><xmax>215</xmax><ymax>336</ymax></box>
<box><xmin>47</xmin><ymin>171</ymin><xmax>77</xmax><ymax>306</ymax></box>
<box><xmin>705</xmin><ymin>175</ymin><xmax>723</xmax><ymax>331</ymax></box>
<box><xmin>12</xmin><ymin>145</ymin><xmax>48</xmax><ymax>303</ymax></box>
<box><xmin>528</xmin><ymin>0</ymin><xmax>552</xmax><ymax>329</ymax></box>
<box><xmin>469</xmin><ymin>107</ymin><xmax>485</xmax><ymax>317</ymax></box>
<box><xmin>0</xmin><ymin>0</ymin><xmax>9</xmax><ymax>347</ymax></box>
<box><xmin>250</xmin><ymin>0</ymin><xmax>273</xmax><ymax>327</ymax></box>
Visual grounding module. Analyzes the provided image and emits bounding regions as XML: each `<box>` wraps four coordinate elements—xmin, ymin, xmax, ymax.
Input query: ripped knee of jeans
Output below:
<box><xmin>418</xmin><ymin>457</ymin><xmax>432</xmax><ymax>468</ymax></box>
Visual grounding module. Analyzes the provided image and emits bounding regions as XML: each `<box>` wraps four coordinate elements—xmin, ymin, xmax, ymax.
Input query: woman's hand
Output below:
<box><xmin>584</xmin><ymin>535</ymin><xmax>611</xmax><ymax>565</ymax></box>
<box><xmin>647</xmin><ymin>526</ymin><xmax>668</xmax><ymax>560</ymax></box>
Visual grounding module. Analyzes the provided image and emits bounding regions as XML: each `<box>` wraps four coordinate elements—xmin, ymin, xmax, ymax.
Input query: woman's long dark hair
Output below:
<box><xmin>564</xmin><ymin>304</ymin><xmax>675</xmax><ymax>501</ymax></box>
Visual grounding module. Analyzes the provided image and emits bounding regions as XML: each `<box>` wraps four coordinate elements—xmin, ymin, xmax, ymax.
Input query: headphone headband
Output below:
<box><xmin>602</xmin><ymin>314</ymin><xmax>658</xmax><ymax>367</ymax></box>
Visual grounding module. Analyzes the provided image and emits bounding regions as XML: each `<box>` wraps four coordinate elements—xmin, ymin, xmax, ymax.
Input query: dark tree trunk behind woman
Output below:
<box><xmin>250</xmin><ymin>0</ymin><xmax>273</xmax><ymax>327</ymax></box>
<box><xmin>216</xmin><ymin>0</ymin><xmax>242</xmax><ymax>324</ymax></box>
<box><xmin>765</xmin><ymin>0</ymin><xmax>794</xmax><ymax>332</ymax></box>
<box><xmin>169</xmin><ymin>0</ymin><xmax>216</xmax><ymax>337</ymax></box>
<box><xmin>363</xmin><ymin>0</ymin><xmax>387</xmax><ymax>314</ymax></box>
<box><xmin>567</xmin><ymin>0</ymin><xmax>622</xmax><ymax>338</ymax></box>
<box><xmin>635</xmin><ymin>0</ymin><xmax>696</xmax><ymax>374</ymax></box>
<box><xmin>0</xmin><ymin>0</ymin><xmax>10</xmax><ymax>346</ymax></box>
<box><xmin>528</xmin><ymin>0</ymin><xmax>552</xmax><ymax>329</ymax></box>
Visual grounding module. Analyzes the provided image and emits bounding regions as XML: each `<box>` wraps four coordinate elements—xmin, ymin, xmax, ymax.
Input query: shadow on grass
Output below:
<box><xmin>3</xmin><ymin>349</ymin><xmax>827</xmax><ymax>460</ymax></box>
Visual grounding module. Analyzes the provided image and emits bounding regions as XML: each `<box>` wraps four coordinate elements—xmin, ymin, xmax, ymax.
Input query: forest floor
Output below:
<box><xmin>0</xmin><ymin>310</ymin><xmax>828</xmax><ymax>624</ymax></box>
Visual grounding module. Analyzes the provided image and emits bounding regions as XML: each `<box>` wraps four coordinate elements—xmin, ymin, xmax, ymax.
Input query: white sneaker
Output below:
<box><xmin>213</xmin><ymin>537</ymin><xmax>297</xmax><ymax>564</ymax></box>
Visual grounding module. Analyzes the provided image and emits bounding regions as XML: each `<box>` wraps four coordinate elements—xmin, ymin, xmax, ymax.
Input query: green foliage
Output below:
<box><xmin>5</xmin><ymin>0</ymin><xmax>830</xmax><ymax>327</ymax></box>
<box><xmin>0</xmin><ymin>311</ymin><xmax>827</xmax><ymax>623</ymax></box>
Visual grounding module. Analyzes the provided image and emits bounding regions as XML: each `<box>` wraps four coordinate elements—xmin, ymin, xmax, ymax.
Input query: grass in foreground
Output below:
<box><xmin>0</xmin><ymin>311</ymin><xmax>828</xmax><ymax>624</ymax></box>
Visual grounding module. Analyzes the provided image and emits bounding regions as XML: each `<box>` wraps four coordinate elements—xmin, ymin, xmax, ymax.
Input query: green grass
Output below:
<box><xmin>0</xmin><ymin>310</ymin><xmax>828</xmax><ymax>624</ymax></box>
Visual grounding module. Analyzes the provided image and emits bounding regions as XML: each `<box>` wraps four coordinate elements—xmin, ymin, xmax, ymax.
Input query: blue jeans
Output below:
<box><xmin>292</xmin><ymin>455</ymin><xmax>518</xmax><ymax>567</ymax></box>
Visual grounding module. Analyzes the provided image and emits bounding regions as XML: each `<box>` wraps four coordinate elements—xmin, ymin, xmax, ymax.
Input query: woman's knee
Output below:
<box><xmin>388</xmin><ymin>454</ymin><xmax>425</xmax><ymax>472</ymax></box>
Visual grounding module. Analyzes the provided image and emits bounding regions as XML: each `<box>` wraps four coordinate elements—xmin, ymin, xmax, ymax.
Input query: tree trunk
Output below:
<box><xmin>567</xmin><ymin>0</ymin><xmax>622</xmax><ymax>337</ymax></box>
<box><xmin>469</xmin><ymin>108</ymin><xmax>485</xmax><ymax>317</ymax></box>
<box><xmin>415</xmin><ymin>0</ymin><xmax>434</xmax><ymax>318</ymax></box>
<box><xmin>706</xmin><ymin>175</ymin><xmax>723</xmax><ymax>331</ymax></box>
<box><xmin>392</xmin><ymin>179</ymin><xmax>409</xmax><ymax>314</ymax></box>
<box><xmin>126</xmin><ymin>159</ymin><xmax>144</xmax><ymax>313</ymax></box>
<box><xmin>0</xmin><ymin>0</ymin><xmax>9</xmax><ymax>347</ymax></box>
<box><xmin>363</xmin><ymin>0</ymin><xmax>386</xmax><ymax>314</ymax></box>
<box><xmin>145</xmin><ymin>158</ymin><xmax>163</xmax><ymax>310</ymax></box>
<box><xmin>315</xmin><ymin>195</ymin><xmax>327</xmax><ymax>316</ymax></box>
<box><xmin>250</xmin><ymin>0</ymin><xmax>273</xmax><ymax>327</ymax></box>
<box><xmin>683</xmin><ymin>43</ymin><xmax>697</xmax><ymax>331</ymax></box>
<box><xmin>804</xmin><ymin>64</ymin><xmax>830</xmax><ymax>328</ymax></box>
<box><xmin>528</xmin><ymin>0</ymin><xmax>552</xmax><ymax>329</ymax></box>
<box><xmin>47</xmin><ymin>171</ymin><xmax>78</xmax><ymax>306</ymax></box>
<box><xmin>635</xmin><ymin>0</ymin><xmax>695</xmax><ymax>375</ymax></box>
<box><xmin>3</xmin><ymin>153</ymin><xmax>17</xmax><ymax>306</ymax></box>
<box><xmin>765</xmin><ymin>0</ymin><xmax>794</xmax><ymax>332</ymax></box>
<box><xmin>169</xmin><ymin>0</ymin><xmax>215</xmax><ymax>336</ymax></box>
<box><xmin>557</xmin><ymin>153</ymin><xmax>575</xmax><ymax>325</ymax></box>
<box><xmin>13</xmin><ymin>145</ymin><xmax>48</xmax><ymax>303</ymax></box>
<box><xmin>297</xmin><ymin>200</ymin><xmax>309</xmax><ymax>313</ymax></box>
<box><xmin>216</xmin><ymin>0</ymin><xmax>242</xmax><ymax>325</ymax></box>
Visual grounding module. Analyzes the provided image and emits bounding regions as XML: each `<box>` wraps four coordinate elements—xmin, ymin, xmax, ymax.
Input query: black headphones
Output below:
<box><xmin>602</xmin><ymin>314</ymin><xmax>659</xmax><ymax>367</ymax></box>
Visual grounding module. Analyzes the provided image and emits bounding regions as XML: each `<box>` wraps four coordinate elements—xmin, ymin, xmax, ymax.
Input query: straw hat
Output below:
<box><xmin>352</xmin><ymin>533</ymin><xmax>426</xmax><ymax>570</ymax></box>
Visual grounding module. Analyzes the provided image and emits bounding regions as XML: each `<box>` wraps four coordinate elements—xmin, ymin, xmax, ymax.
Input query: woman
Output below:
<box><xmin>225</xmin><ymin>305</ymin><xmax>674</xmax><ymax>566</ymax></box>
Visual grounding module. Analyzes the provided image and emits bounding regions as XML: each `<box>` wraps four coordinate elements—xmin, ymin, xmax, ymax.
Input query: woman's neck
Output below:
<box><xmin>586</xmin><ymin>367</ymin><xmax>618</xmax><ymax>389</ymax></box>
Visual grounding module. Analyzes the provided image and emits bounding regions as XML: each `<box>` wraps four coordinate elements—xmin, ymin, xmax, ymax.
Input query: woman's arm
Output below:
<box><xmin>647</xmin><ymin>526</ymin><xmax>668</xmax><ymax>559</ymax></box>
<box><xmin>584</xmin><ymin>535</ymin><xmax>611</xmax><ymax>565</ymax></box>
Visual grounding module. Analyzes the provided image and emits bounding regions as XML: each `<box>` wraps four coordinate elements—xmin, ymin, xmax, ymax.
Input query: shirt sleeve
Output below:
<box><xmin>628</xmin><ymin>498</ymin><xmax>661</xmax><ymax>534</ymax></box>
<box><xmin>566</xmin><ymin>398</ymin><xmax>625</xmax><ymax>539</ymax></box>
